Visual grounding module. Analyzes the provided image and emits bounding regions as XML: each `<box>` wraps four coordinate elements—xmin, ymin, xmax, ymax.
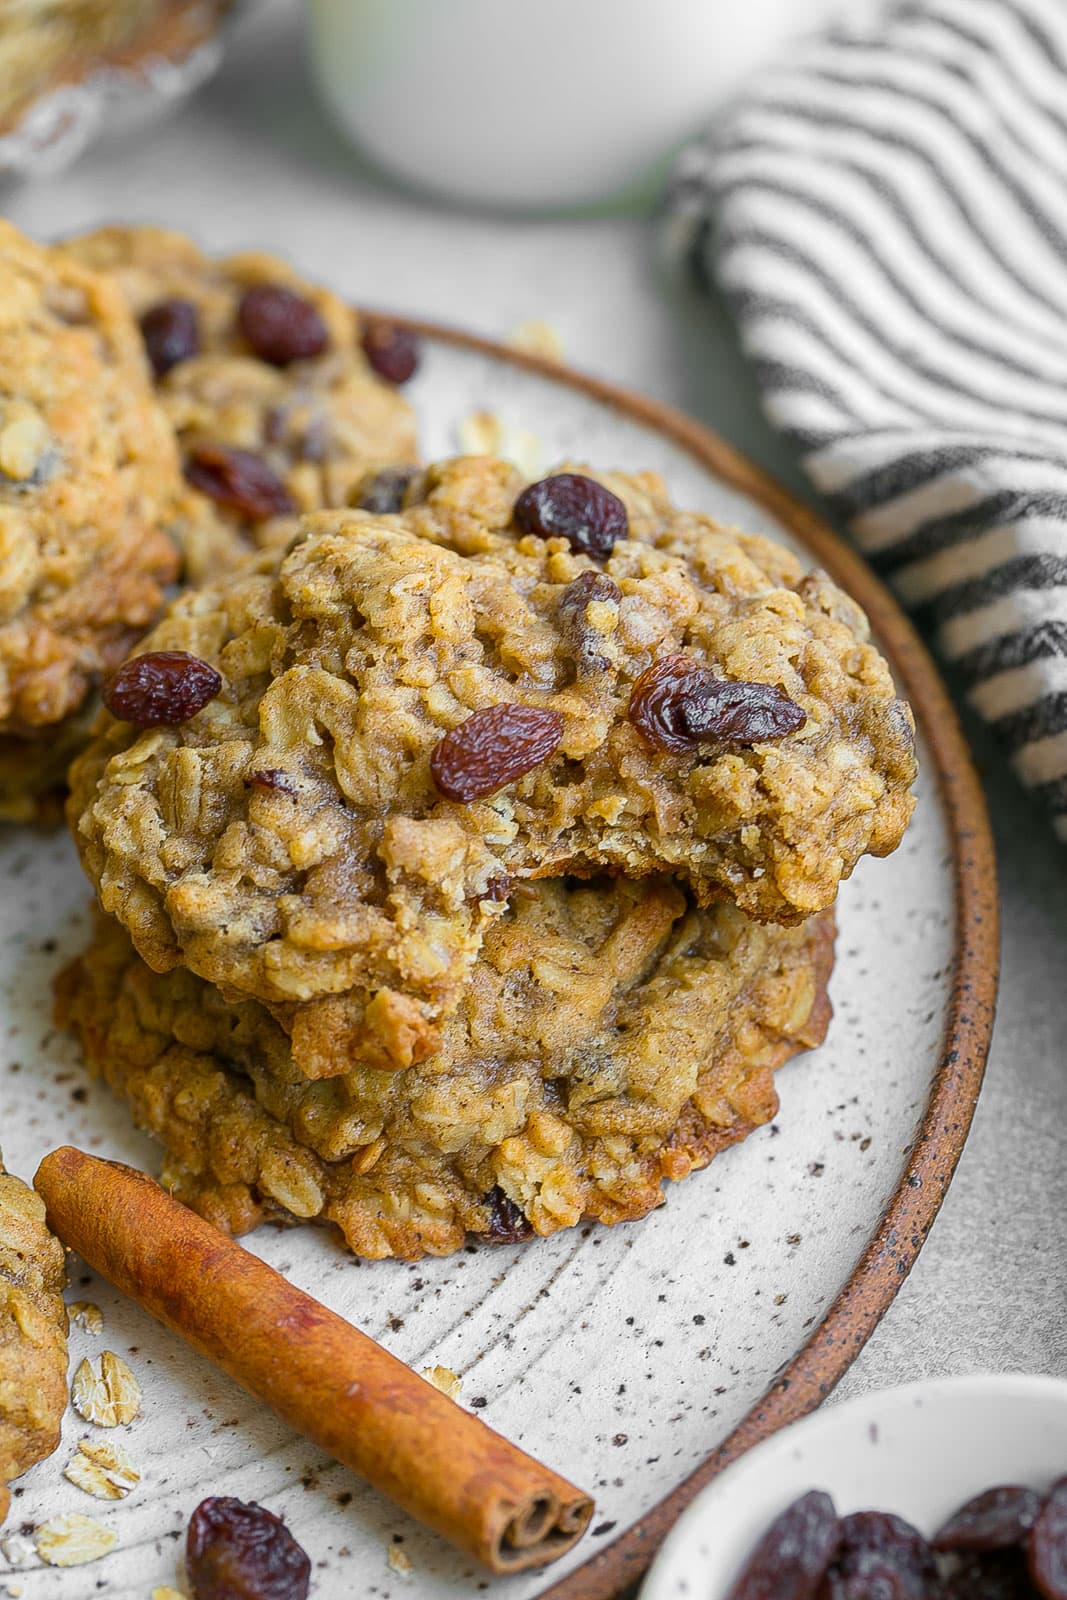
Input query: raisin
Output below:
<box><xmin>725</xmin><ymin>1490</ymin><xmax>840</xmax><ymax>1600</ymax></box>
<box><xmin>628</xmin><ymin>655</ymin><xmax>805</xmax><ymax>753</ymax></box>
<box><xmin>627</xmin><ymin>656</ymin><xmax>712</xmax><ymax>752</ymax></box>
<box><xmin>246</xmin><ymin>769</ymin><xmax>297</xmax><ymax>797</ymax></box>
<box><xmin>354</xmin><ymin>464</ymin><xmax>421</xmax><ymax>514</ymax></box>
<box><xmin>186</xmin><ymin>444</ymin><xmax>295</xmax><ymax>519</ymax></box>
<box><xmin>237</xmin><ymin>284</ymin><xmax>328</xmax><ymax>365</ymax></box>
<box><xmin>819</xmin><ymin>1510</ymin><xmax>939</xmax><ymax>1600</ymax></box>
<box><xmin>484</xmin><ymin>1188</ymin><xmax>534</xmax><ymax>1244</ymax></box>
<box><xmin>430</xmin><ymin>703</ymin><xmax>564</xmax><ymax>802</ymax></box>
<box><xmin>186</xmin><ymin>1496</ymin><xmax>310</xmax><ymax>1600</ymax></box>
<box><xmin>934</xmin><ymin>1487</ymin><xmax>1043</xmax><ymax>1553</ymax></box>
<box><xmin>557</xmin><ymin>570</ymin><xmax>621</xmax><ymax>674</ymax></box>
<box><xmin>103</xmin><ymin>651</ymin><xmax>222</xmax><ymax>727</ymax></box>
<box><xmin>513</xmin><ymin>473</ymin><xmax>627</xmax><ymax>560</ymax></box>
<box><xmin>480</xmin><ymin>875</ymin><xmax>512</xmax><ymax>902</ymax></box>
<box><xmin>945</xmin><ymin>1550</ymin><xmax>1040</xmax><ymax>1599</ymax></box>
<box><xmin>1029</xmin><ymin>1478</ymin><xmax>1067</xmax><ymax>1599</ymax></box>
<box><xmin>140</xmin><ymin>297</ymin><xmax>200</xmax><ymax>377</ymax></box>
<box><xmin>361</xmin><ymin>319</ymin><xmax>419</xmax><ymax>384</ymax></box>
<box><xmin>682</xmin><ymin>679</ymin><xmax>806</xmax><ymax>744</ymax></box>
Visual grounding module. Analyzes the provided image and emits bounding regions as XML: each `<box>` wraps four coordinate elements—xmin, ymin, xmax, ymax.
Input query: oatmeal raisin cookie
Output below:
<box><xmin>56</xmin><ymin>885</ymin><xmax>833</xmax><ymax>1260</ymax></box>
<box><xmin>61</xmin><ymin>224</ymin><xmax>418</xmax><ymax>581</ymax></box>
<box><xmin>68</xmin><ymin>457</ymin><xmax>910</xmax><ymax>1072</ymax></box>
<box><xmin>0</xmin><ymin>219</ymin><xmax>181</xmax><ymax>819</ymax></box>
<box><xmin>0</xmin><ymin>1157</ymin><xmax>68</xmax><ymax>1517</ymax></box>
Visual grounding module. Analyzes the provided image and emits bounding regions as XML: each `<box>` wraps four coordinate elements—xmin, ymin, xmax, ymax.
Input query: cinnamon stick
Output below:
<box><xmin>35</xmin><ymin>1147</ymin><xmax>593</xmax><ymax>1574</ymax></box>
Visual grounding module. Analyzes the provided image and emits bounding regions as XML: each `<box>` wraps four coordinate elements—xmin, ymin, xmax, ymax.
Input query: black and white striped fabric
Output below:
<box><xmin>665</xmin><ymin>0</ymin><xmax>1067</xmax><ymax>838</ymax></box>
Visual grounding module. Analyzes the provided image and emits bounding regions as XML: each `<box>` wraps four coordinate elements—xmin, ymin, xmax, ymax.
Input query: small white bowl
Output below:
<box><xmin>641</xmin><ymin>1375</ymin><xmax>1067</xmax><ymax>1600</ymax></box>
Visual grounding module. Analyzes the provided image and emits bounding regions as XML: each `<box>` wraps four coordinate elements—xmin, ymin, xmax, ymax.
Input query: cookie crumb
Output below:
<box><xmin>455</xmin><ymin>411</ymin><xmax>543</xmax><ymax>478</ymax></box>
<box><xmin>507</xmin><ymin>320</ymin><xmax>564</xmax><ymax>363</ymax></box>
<box><xmin>421</xmin><ymin>1365</ymin><xmax>461</xmax><ymax>1400</ymax></box>
<box><xmin>67</xmin><ymin>1301</ymin><xmax>104</xmax><ymax>1334</ymax></box>
<box><xmin>387</xmin><ymin>1544</ymin><xmax>413</xmax><ymax>1578</ymax></box>
<box><xmin>0</xmin><ymin>1531</ymin><xmax>34</xmax><ymax>1570</ymax></box>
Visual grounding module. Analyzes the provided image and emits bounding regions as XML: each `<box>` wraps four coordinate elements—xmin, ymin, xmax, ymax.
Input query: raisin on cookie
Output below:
<box><xmin>0</xmin><ymin>219</ymin><xmax>181</xmax><ymax>820</ymax></box>
<box><xmin>67</xmin><ymin>457</ymin><xmax>910</xmax><ymax>1073</ymax></box>
<box><xmin>61</xmin><ymin>225</ymin><xmax>418</xmax><ymax>582</ymax></box>
<box><xmin>0</xmin><ymin>1157</ymin><xmax>68</xmax><ymax>1517</ymax></box>
<box><xmin>56</xmin><ymin>887</ymin><xmax>833</xmax><ymax>1261</ymax></box>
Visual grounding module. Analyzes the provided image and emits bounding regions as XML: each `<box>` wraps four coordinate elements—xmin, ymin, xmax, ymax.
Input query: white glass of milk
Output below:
<box><xmin>307</xmin><ymin>0</ymin><xmax>847</xmax><ymax>210</ymax></box>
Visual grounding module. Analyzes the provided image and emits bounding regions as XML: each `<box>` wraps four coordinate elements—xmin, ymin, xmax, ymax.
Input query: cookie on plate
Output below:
<box><xmin>56</xmin><ymin>883</ymin><xmax>834</xmax><ymax>1260</ymax></box>
<box><xmin>0</xmin><ymin>1157</ymin><xmax>68</xmax><ymax>1519</ymax></box>
<box><xmin>0</xmin><ymin>219</ymin><xmax>182</xmax><ymax>820</ymax></box>
<box><xmin>61</xmin><ymin>225</ymin><xmax>419</xmax><ymax>582</ymax></box>
<box><xmin>67</xmin><ymin>457</ymin><xmax>911</xmax><ymax>1074</ymax></box>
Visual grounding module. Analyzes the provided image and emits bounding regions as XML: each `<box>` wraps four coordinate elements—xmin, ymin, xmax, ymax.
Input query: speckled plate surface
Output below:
<box><xmin>0</xmin><ymin>327</ymin><xmax>997</xmax><ymax>1600</ymax></box>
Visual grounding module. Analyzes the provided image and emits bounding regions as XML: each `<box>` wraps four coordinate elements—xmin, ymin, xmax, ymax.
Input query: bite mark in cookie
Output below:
<box><xmin>67</xmin><ymin>456</ymin><xmax>912</xmax><ymax>1074</ymax></box>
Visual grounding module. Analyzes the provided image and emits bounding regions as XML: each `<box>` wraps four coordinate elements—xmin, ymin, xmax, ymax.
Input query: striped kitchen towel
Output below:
<box><xmin>665</xmin><ymin>0</ymin><xmax>1067</xmax><ymax>838</ymax></box>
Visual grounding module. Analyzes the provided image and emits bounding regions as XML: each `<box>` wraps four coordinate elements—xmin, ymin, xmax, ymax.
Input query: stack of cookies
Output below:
<box><xmin>54</xmin><ymin>438</ymin><xmax>916</xmax><ymax>1257</ymax></box>
<box><xmin>0</xmin><ymin>215</ymin><xmax>916</xmax><ymax>1261</ymax></box>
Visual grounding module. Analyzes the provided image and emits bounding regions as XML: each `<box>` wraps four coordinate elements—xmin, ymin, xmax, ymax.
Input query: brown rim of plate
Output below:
<box><xmin>367</xmin><ymin>312</ymin><xmax>1000</xmax><ymax>1600</ymax></box>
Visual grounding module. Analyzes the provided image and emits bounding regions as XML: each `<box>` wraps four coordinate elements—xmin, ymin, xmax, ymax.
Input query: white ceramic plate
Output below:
<box><xmin>1</xmin><ymin>330</ymin><xmax>996</xmax><ymax>1599</ymax></box>
<box><xmin>641</xmin><ymin>1374</ymin><xmax>1067</xmax><ymax>1599</ymax></box>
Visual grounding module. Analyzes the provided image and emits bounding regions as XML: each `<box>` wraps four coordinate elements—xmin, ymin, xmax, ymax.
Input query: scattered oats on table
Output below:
<box><xmin>34</xmin><ymin>1512</ymin><xmax>117</xmax><ymax>1567</ymax></box>
<box><xmin>71</xmin><ymin>1351</ymin><xmax>142</xmax><ymax>1427</ymax></box>
<box><xmin>64</xmin><ymin>1436</ymin><xmax>140</xmax><ymax>1499</ymax></box>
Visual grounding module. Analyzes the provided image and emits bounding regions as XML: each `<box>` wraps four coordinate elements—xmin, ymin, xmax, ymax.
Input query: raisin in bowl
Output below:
<box><xmin>640</xmin><ymin>1376</ymin><xmax>1067</xmax><ymax>1600</ymax></box>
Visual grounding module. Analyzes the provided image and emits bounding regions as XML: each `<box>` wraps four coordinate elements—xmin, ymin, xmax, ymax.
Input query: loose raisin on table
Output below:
<box><xmin>237</xmin><ymin>284</ymin><xmax>328</xmax><ymax>365</ymax></box>
<box><xmin>140</xmin><ymin>297</ymin><xmax>199</xmax><ymax>377</ymax></box>
<box><xmin>186</xmin><ymin>444</ymin><xmax>296</xmax><ymax>519</ymax></box>
<box><xmin>725</xmin><ymin>1490</ymin><xmax>840</xmax><ymax>1600</ymax></box>
<box><xmin>103</xmin><ymin>651</ymin><xmax>222</xmax><ymax>727</ymax></box>
<box><xmin>1029</xmin><ymin>1478</ymin><xmax>1067</xmax><ymax>1599</ymax></box>
<box><xmin>557</xmin><ymin>570</ymin><xmax>621</xmax><ymax>674</ymax></box>
<box><xmin>354</xmin><ymin>464</ymin><xmax>422</xmax><ymax>514</ymax></box>
<box><xmin>430</xmin><ymin>703</ymin><xmax>564</xmax><ymax>802</ymax></box>
<box><xmin>934</xmin><ymin>1486</ymin><xmax>1043</xmax><ymax>1554</ymax></box>
<box><xmin>361</xmin><ymin>319</ymin><xmax>419</xmax><ymax>383</ymax></box>
<box><xmin>819</xmin><ymin>1510</ymin><xmax>940</xmax><ymax>1600</ymax></box>
<box><xmin>513</xmin><ymin>473</ymin><xmax>628</xmax><ymax>560</ymax></box>
<box><xmin>187</xmin><ymin>1496</ymin><xmax>310</xmax><ymax>1600</ymax></box>
<box><xmin>484</xmin><ymin>1187</ymin><xmax>534</xmax><ymax>1244</ymax></box>
<box><xmin>628</xmin><ymin>655</ymin><xmax>805</xmax><ymax>753</ymax></box>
